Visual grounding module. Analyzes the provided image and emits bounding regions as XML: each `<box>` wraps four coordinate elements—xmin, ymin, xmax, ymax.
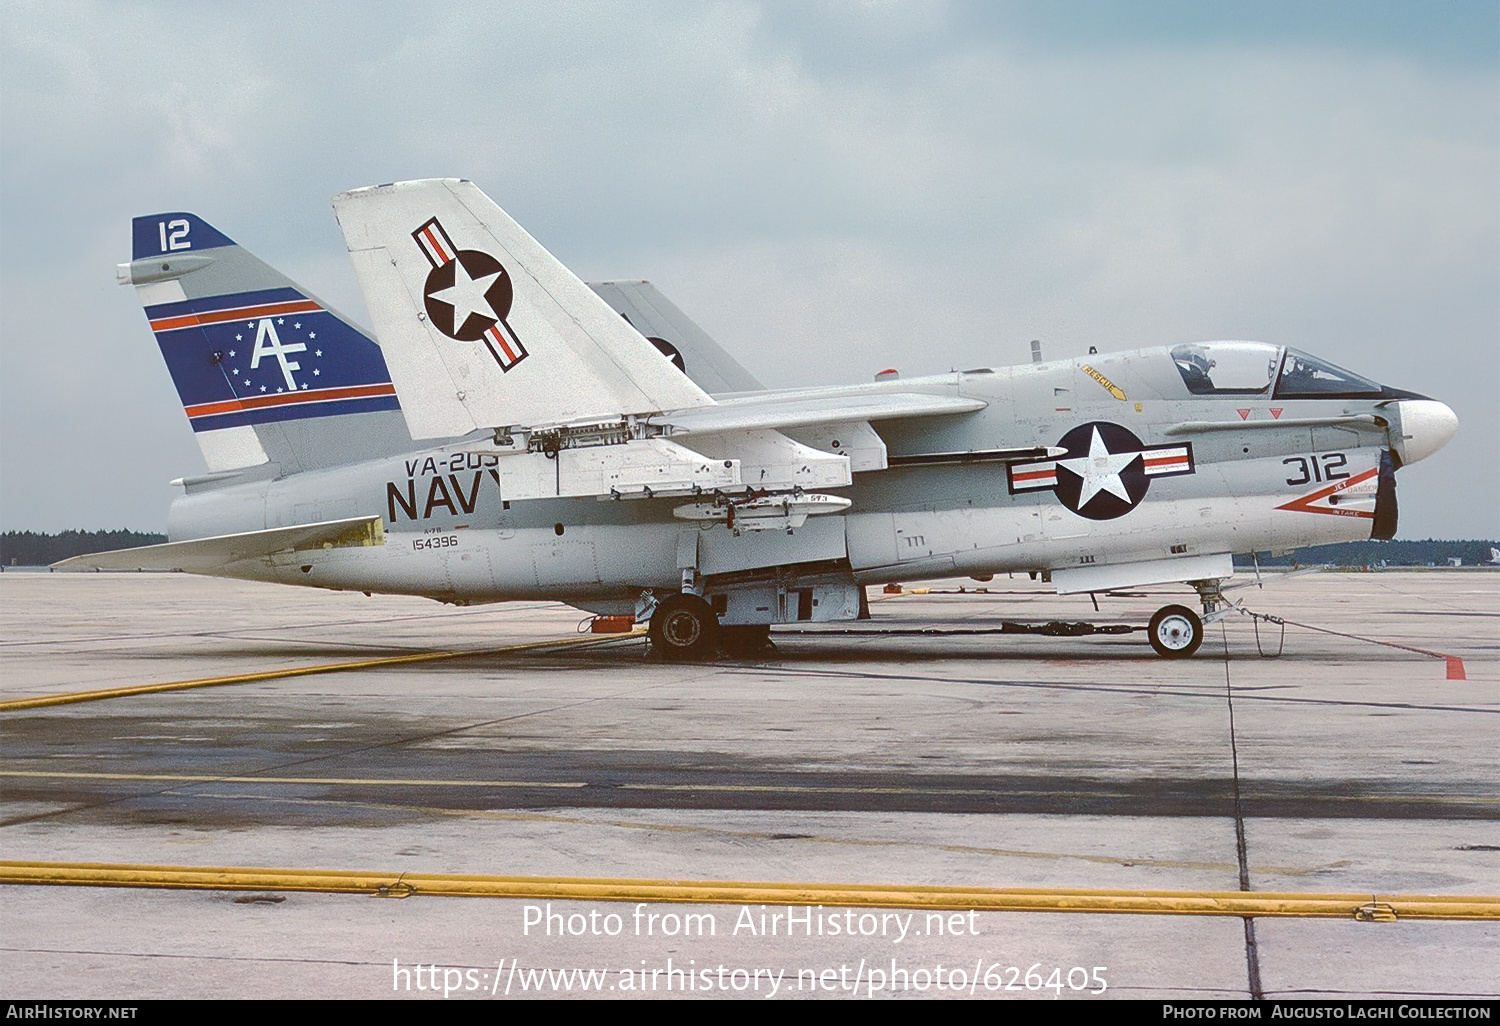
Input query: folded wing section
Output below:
<box><xmin>587</xmin><ymin>280</ymin><xmax>766</xmax><ymax>395</ymax></box>
<box><xmin>333</xmin><ymin>180</ymin><xmax>713</xmax><ymax>438</ymax></box>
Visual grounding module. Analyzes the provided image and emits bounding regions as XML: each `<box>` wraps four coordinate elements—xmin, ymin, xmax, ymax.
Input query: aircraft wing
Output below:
<box><xmin>333</xmin><ymin>180</ymin><xmax>713</xmax><ymax>440</ymax></box>
<box><xmin>51</xmin><ymin>517</ymin><xmax>383</xmax><ymax>573</ymax></box>
<box><xmin>651</xmin><ymin>391</ymin><xmax>986</xmax><ymax>435</ymax></box>
<box><xmin>587</xmin><ymin>281</ymin><xmax>766</xmax><ymax>395</ymax></box>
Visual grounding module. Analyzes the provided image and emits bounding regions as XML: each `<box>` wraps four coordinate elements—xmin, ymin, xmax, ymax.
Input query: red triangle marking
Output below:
<box><xmin>1270</xmin><ymin>408</ymin><xmax>1283</xmax><ymax>419</ymax></box>
<box><xmin>1237</xmin><ymin>409</ymin><xmax>1251</xmax><ymax>420</ymax></box>
<box><xmin>1275</xmin><ymin>467</ymin><xmax>1378</xmax><ymax>518</ymax></box>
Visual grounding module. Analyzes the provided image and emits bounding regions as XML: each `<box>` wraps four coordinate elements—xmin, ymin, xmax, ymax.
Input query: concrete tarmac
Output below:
<box><xmin>1</xmin><ymin>570</ymin><xmax>1495</xmax><ymax>1000</ymax></box>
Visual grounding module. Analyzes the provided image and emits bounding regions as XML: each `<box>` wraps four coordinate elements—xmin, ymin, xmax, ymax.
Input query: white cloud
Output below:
<box><xmin>2</xmin><ymin>1</ymin><xmax>1494</xmax><ymax>536</ymax></box>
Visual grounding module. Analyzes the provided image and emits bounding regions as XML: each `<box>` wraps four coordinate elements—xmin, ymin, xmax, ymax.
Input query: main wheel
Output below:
<box><xmin>721</xmin><ymin>624</ymin><xmax>772</xmax><ymax>657</ymax></box>
<box><xmin>649</xmin><ymin>593</ymin><xmax>721</xmax><ymax>661</ymax></box>
<box><xmin>1148</xmin><ymin>604</ymin><xmax>1204</xmax><ymax>659</ymax></box>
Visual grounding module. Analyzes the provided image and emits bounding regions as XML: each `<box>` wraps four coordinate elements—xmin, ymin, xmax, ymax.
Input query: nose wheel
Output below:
<box><xmin>649</xmin><ymin>593</ymin><xmax>721</xmax><ymax>661</ymax></box>
<box><xmin>1148</xmin><ymin>604</ymin><xmax>1204</xmax><ymax>659</ymax></box>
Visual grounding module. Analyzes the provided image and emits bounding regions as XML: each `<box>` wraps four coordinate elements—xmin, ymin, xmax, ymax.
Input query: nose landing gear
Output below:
<box><xmin>1147</xmin><ymin>604</ymin><xmax>1205</xmax><ymax>658</ymax></box>
<box><xmin>1146</xmin><ymin>577</ymin><xmax>1224</xmax><ymax>658</ymax></box>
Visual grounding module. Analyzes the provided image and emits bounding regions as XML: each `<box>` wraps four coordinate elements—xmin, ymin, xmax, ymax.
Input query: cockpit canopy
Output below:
<box><xmin>1170</xmin><ymin>342</ymin><xmax>1396</xmax><ymax>400</ymax></box>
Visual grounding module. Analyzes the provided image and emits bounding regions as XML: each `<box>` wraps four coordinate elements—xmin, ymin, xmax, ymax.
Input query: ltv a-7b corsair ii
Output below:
<box><xmin>66</xmin><ymin>179</ymin><xmax>1458</xmax><ymax>659</ymax></box>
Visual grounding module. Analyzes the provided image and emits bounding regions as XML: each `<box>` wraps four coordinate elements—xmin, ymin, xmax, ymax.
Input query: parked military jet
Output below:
<box><xmin>63</xmin><ymin>180</ymin><xmax>1459</xmax><ymax>659</ymax></box>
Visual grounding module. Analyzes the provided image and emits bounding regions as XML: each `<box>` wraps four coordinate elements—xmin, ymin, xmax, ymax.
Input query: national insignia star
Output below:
<box><xmin>1056</xmin><ymin>426</ymin><xmax>1139</xmax><ymax>507</ymax></box>
<box><xmin>431</xmin><ymin>259</ymin><xmax>500</xmax><ymax>328</ymax></box>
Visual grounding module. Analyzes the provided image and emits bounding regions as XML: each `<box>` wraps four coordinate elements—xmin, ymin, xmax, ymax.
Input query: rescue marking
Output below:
<box><xmin>1080</xmin><ymin>365</ymin><xmax>1126</xmax><ymax>401</ymax></box>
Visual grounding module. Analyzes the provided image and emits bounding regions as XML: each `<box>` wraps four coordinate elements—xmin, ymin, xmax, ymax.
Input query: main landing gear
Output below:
<box><xmin>647</xmin><ymin>592</ymin><xmax>720</xmax><ymax>661</ymax></box>
<box><xmin>646</xmin><ymin>595</ymin><xmax>774</xmax><ymax>661</ymax></box>
<box><xmin>646</xmin><ymin>575</ymin><xmax>1227</xmax><ymax>661</ymax></box>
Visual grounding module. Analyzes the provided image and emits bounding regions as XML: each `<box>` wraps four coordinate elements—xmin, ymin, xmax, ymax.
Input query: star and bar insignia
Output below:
<box><xmin>1008</xmin><ymin>421</ymin><xmax>1195</xmax><ymax>521</ymax></box>
<box><xmin>412</xmin><ymin>217</ymin><xmax>528</xmax><ymax>372</ymax></box>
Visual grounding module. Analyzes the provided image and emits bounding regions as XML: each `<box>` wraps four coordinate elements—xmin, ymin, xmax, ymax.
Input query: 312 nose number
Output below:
<box><xmin>1283</xmin><ymin>452</ymin><xmax>1348</xmax><ymax>486</ymax></box>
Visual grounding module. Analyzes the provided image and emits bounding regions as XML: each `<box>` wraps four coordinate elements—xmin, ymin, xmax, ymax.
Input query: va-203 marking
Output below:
<box><xmin>69</xmin><ymin>179</ymin><xmax>1459</xmax><ymax>662</ymax></box>
<box><xmin>403</xmin><ymin>452</ymin><xmax>501</xmax><ymax>478</ymax></box>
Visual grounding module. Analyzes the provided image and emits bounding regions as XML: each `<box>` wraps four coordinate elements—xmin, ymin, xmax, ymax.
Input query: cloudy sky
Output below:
<box><xmin>2</xmin><ymin>0</ymin><xmax>1495</xmax><ymax>538</ymax></box>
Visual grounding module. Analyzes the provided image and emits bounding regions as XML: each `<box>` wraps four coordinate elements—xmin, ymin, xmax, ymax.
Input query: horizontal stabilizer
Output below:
<box><xmin>51</xmin><ymin>517</ymin><xmax>384</xmax><ymax>573</ymax></box>
<box><xmin>333</xmin><ymin>180</ymin><xmax>713</xmax><ymax>438</ymax></box>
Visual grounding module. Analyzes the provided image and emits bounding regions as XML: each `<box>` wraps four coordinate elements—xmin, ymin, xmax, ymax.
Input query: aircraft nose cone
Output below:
<box><xmin>1394</xmin><ymin>400</ymin><xmax>1459</xmax><ymax>465</ymax></box>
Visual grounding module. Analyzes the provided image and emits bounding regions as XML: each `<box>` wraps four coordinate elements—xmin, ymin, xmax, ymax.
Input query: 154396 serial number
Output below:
<box><xmin>412</xmin><ymin>535</ymin><xmax>459</xmax><ymax>551</ymax></box>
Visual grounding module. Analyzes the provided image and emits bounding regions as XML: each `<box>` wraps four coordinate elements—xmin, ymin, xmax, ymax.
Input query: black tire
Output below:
<box><xmin>721</xmin><ymin>624</ymin><xmax>772</xmax><ymax>657</ymax></box>
<box><xmin>1148</xmin><ymin>604</ymin><xmax>1204</xmax><ymax>659</ymax></box>
<box><xmin>649</xmin><ymin>593</ymin><xmax>720</xmax><ymax>661</ymax></box>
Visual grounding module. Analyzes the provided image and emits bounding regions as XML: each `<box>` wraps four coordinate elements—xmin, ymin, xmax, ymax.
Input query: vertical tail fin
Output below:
<box><xmin>332</xmin><ymin>179</ymin><xmax>713</xmax><ymax>439</ymax></box>
<box><xmin>123</xmin><ymin>212</ymin><xmax>413</xmax><ymax>474</ymax></box>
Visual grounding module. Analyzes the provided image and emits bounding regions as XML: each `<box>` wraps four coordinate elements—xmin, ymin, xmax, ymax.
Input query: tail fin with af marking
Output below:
<box><xmin>121</xmin><ymin>213</ymin><xmax>414</xmax><ymax>474</ymax></box>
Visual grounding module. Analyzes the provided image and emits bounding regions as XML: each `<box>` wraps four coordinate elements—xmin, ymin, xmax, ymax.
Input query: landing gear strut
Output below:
<box><xmin>648</xmin><ymin>593</ymin><xmax>720</xmax><ymax>661</ymax></box>
<box><xmin>1190</xmin><ymin>577</ymin><xmax>1227</xmax><ymax>616</ymax></box>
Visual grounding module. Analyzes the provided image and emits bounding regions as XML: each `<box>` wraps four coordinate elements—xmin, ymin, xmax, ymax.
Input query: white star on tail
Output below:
<box><xmin>431</xmin><ymin>259</ymin><xmax>499</xmax><ymax>329</ymax></box>
<box><xmin>1057</xmin><ymin>427</ymin><xmax>1138</xmax><ymax>507</ymax></box>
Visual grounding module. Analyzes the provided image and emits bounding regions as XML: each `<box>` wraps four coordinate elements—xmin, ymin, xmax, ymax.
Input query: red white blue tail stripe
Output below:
<box><xmin>146</xmin><ymin>287</ymin><xmax>400</xmax><ymax>432</ymax></box>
